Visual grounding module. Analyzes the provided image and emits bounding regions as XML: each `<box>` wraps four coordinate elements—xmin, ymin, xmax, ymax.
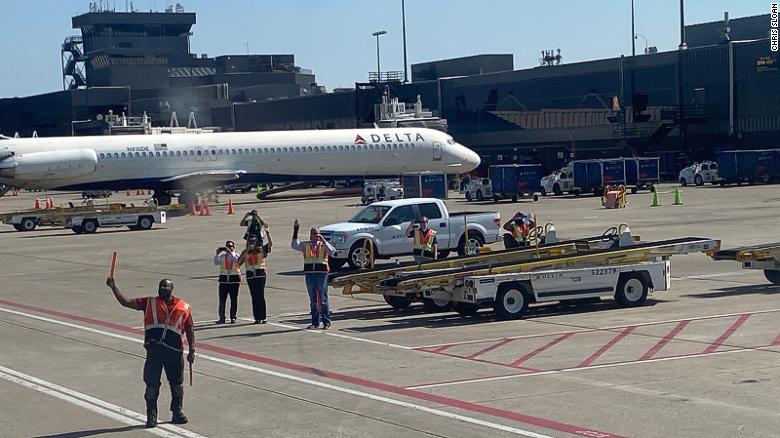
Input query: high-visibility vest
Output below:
<box><xmin>244</xmin><ymin>251</ymin><xmax>267</xmax><ymax>278</ymax></box>
<box><xmin>303</xmin><ymin>241</ymin><xmax>329</xmax><ymax>272</ymax></box>
<box><xmin>143</xmin><ymin>296</ymin><xmax>191</xmax><ymax>351</ymax></box>
<box><xmin>511</xmin><ymin>222</ymin><xmax>530</xmax><ymax>242</ymax></box>
<box><xmin>413</xmin><ymin>229</ymin><xmax>437</xmax><ymax>258</ymax></box>
<box><xmin>219</xmin><ymin>253</ymin><xmax>239</xmax><ymax>276</ymax></box>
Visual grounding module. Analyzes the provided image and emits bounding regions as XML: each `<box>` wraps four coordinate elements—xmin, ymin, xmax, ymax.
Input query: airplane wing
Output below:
<box><xmin>161</xmin><ymin>169</ymin><xmax>247</xmax><ymax>190</ymax></box>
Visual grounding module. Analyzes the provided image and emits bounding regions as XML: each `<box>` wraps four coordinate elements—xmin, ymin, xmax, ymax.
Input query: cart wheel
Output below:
<box><xmin>494</xmin><ymin>284</ymin><xmax>531</xmax><ymax>319</ymax></box>
<box><xmin>383</xmin><ymin>295</ymin><xmax>412</xmax><ymax>310</ymax></box>
<box><xmin>82</xmin><ymin>220</ymin><xmax>98</xmax><ymax>234</ymax></box>
<box><xmin>422</xmin><ymin>298</ymin><xmax>452</xmax><ymax>313</ymax></box>
<box><xmin>454</xmin><ymin>303</ymin><xmax>480</xmax><ymax>317</ymax></box>
<box><xmin>20</xmin><ymin>217</ymin><xmax>38</xmax><ymax>232</ymax></box>
<box><xmin>614</xmin><ymin>273</ymin><xmax>649</xmax><ymax>307</ymax></box>
<box><xmin>532</xmin><ymin>194</ymin><xmax>539</xmax><ymax>202</ymax></box>
<box><xmin>764</xmin><ymin>269</ymin><xmax>780</xmax><ymax>285</ymax></box>
<box><xmin>137</xmin><ymin>216</ymin><xmax>154</xmax><ymax>230</ymax></box>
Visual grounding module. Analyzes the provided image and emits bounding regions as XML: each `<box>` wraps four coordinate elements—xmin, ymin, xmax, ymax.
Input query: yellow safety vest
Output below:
<box><xmin>303</xmin><ymin>241</ymin><xmax>329</xmax><ymax>272</ymax></box>
<box><xmin>413</xmin><ymin>229</ymin><xmax>437</xmax><ymax>258</ymax></box>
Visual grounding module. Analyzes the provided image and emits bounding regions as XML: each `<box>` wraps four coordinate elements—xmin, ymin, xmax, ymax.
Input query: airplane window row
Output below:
<box><xmin>96</xmin><ymin>143</ymin><xmax>420</xmax><ymax>161</ymax></box>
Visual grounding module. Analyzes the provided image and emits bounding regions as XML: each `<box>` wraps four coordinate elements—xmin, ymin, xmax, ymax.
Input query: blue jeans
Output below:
<box><xmin>304</xmin><ymin>273</ymin><xmax>330</xmax><ymax>326</ymax></box>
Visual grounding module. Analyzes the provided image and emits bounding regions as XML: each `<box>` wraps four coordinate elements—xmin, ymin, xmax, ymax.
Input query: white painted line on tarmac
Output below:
<box><xmin>0</xmin><ymin>365</ymin><xmax>204</xmax><ymax>438</ymax></box>
<box><xmin>673</xmin><ymin>271</ymin><xmax>752</xmax><ymax>280</ymax></box>
<box><xmin>412</xmin><ymin>307</ymin><xmax>780</xmax><ymax>350</ymax></box>
<box><xmin>407</xmin><ymin>346</ymin><xmax>769</xmax><ymax>390</ymax></box>
<box><xmin>0</xmin><ymin>307</ymin><xmax>555</xmax><ymax>438</ymax></box>
<box><xmin>237</xmin><ymin>317</ymin><xmax>414</xmax><ymax>350</ymax></box>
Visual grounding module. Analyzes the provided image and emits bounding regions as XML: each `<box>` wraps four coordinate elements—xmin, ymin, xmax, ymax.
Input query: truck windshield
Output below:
<box><xmin>349</xmin><ymin>205</ymin><xmax>392</xmax><ymax>224</ymax></box>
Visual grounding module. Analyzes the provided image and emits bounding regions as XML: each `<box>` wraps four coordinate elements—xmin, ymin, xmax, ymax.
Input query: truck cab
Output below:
<box><xmin>540</xmin><ymin>167</ymin><xmax>573</xmax><ymax>196</ymax></box>
<box><xmin>679</xmin><ymin>161</ymin><xmax>719</xmax><ymax>186</ymax></box>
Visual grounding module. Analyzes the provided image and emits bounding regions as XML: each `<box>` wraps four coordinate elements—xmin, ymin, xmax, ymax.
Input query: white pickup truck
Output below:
<box><xmin>320</xmin><ymin>198</ymin><xmax>501</xmax><ymax>270</ymax></box>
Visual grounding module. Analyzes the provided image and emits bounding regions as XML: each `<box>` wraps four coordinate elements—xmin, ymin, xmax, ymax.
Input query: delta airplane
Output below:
<box><xmin>0</xmin><ymin>127</ymin><xmax>480</xmax><ymax>205</ymax></box>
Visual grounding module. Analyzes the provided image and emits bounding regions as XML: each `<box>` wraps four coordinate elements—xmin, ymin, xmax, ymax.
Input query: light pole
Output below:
<box><xmin>635</xmin><ymin>33</ymin><xmax>648</xmax><ymax>53</ymax></box>
<box><xmin>631</xmin><ymin>0</ymin><xmax>636</xmax><ymax>57</ymax></box>
<box><xmin>401</xmin><ymin>0</ymin><xmax>408</xmax><ymax>83</ymax></box>
<box><xmin>372</xmin><ymin>30</ymin><xmax>387</xmax><ymax>82</ymax></box>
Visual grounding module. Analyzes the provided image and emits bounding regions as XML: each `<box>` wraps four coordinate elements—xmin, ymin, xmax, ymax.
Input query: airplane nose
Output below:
<box><xmin>460</xmin><ymin>145</ymin><xmax>481</xmax><ymax>172</ymax></box>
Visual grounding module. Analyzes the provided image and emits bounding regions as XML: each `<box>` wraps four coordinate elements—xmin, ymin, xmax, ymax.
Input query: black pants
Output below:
<box><xmin>143</xmin><ymin>344</ymin><xmax>184</xmax><ymax>414</ymax></box>
<box><xmin>247</xmin><ymin>275</ymin><xmax>267</xmax><ymax>321</ymax></box>
<box><xmin>218</xmin><ymin>282</ymin><xmax>240</xmax><ymax>320</ymax></box>
<box><xmin>503</xmin><ymin>234</ymin><xmax>529</xmax><ymax>250</ymax></box>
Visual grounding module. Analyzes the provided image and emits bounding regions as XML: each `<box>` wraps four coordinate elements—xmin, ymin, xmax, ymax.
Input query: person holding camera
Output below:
<box><xmin>405</xmin><ymin>216</ymin><xmax>438</xmax><ymax>263</ymax></box>
<box><xmin>238</xmin><ymin>236</ymin><xmax>268</xmax><ymax>324</ymax></box>
<box><xmin>503</xmin><ymin>212</ymin><xmax>536</xmax><ymax>249</ymax></box>
<box><xmin>240</xmin><ymin>210</ymin><xmax>273</xmax><ymax>255</ymax></box>
<box><xmin>291</xmin><ymin>219</ymin><xmax>337</xmax><ymax>329</ymax></box>
<box><xmin>105</xmin><ymin>277</ymin><xmax>195</xmax><ymax>428</ymax></box>
<box><xmin>214</xmin><ymin>240</ymin><xmax>241</xmax><ymax>324</ymax></box>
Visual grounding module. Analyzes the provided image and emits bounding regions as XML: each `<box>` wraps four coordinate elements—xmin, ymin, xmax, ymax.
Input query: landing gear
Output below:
<box><xmin>152</xmin><ymin>191</ymin><xmax>172</xmax><ymax>206</ymax></box>
<box><xmin>177</xmin><ymin>191</ymin><xmax>197</xmax><ymax>206</ymax></box>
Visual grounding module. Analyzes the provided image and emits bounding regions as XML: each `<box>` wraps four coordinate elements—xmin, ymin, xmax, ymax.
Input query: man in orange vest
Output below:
<box><xmin>214</xmin><ymin>240</ymin><xmax>241</xmax><ymax>324</ymax></box>
<box><xmin>238</xmin><ymin>235</ymin><xmax>268</xmax><ymax>324</ymax></box>
<box><xmin>291</xmin><ymin>219</ymin><xmax>337</xmax><ymax>329</ymax></box>
<box><xmin>502</xmin><ymin>212</ymin><xmax>536</xmax><ymax>249</ymax></box>
<box><xmin>405</xmin><ymin>216</ymin><xmax>438</xmax><ymax>263</ymax></box>
<box><xmin>105</xmin><ymin>277</ymin><xmax>195</xmax><ymax>428</ymax></box>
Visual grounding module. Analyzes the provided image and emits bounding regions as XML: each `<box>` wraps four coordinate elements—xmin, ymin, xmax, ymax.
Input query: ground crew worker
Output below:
<box><xmin>291</xmin><ymin>219</ymin><xmax>337</xmax><ymax>329</ymax></box>
<box><xmin>241</xmin><ymin>210</ymin><xmax>273</xmax><ymax>255</ymax></box>
<box><xmin>405</xmin><ymin>216</ymin><xmax>438</xmax><ymax>263</ymax></box>
<box><xmin>105</xmin><ymin>277</ymin><xmax>195</xmax><ymax>428</ymax></box>
<box><xmin>238</xmin><ymin>236</ymin><xmax>267</xmax><ymax>324</ymax></box>
<box><xmin>503</xmin><ymin>212</ymin><xmax>536</xmax><ymax>249</ymax></box>
<box><xmin>214</xmin><ymin>240</ymin><xmax>241</xmax><ymax>324</ymax></box>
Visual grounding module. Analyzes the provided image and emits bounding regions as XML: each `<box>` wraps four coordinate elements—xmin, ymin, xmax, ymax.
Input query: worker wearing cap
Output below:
<box><xmin>406</xmin><ymin>216</ymin><xmax>438</xmax><ymax>263</ymax></box>
<box><xmin>106</xmin><ymin>277</ymin><xmax>195</xmax><ymax>428</ymax></box>
<box><xmin>291</xmin><ymin>220</ymin><xmax>337</xmax><ymax>329</ymax></box>
<box><xmin>503</xmin><ymin>212</ymin><xmax>536</xmax><ymax>249</ymax></box>
<box><xmin>214</xmin><ymin>240</ymin><xmax>241</xmax><ymax>324</ymax></box>
<box><xmin>241</xmin><ymin>209</ymin><xmax>273</xmax><ymax>255</ymax></box>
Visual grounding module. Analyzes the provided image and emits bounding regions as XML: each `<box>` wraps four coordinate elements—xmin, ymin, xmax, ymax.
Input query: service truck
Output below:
<box><xmin>319</xmin><ymin>198</ymin><xmax>501</xmax><ymax>270</ymax></box>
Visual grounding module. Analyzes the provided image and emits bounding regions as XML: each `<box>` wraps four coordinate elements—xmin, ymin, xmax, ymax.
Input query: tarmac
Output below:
<box><xmin>0</xmin><ymin>183</ymin><xmax>779</xmax><ymax>438</ymax></box>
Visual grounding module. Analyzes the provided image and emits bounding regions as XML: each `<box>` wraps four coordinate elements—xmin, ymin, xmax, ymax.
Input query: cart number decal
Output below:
<box><xmin>591</xmin><ymin>268</ymin><xmax>618</xmax><ymax>276</ymax></box>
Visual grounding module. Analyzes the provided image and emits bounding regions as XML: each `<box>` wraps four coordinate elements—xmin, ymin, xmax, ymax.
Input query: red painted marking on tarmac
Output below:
<box><xmin>0</xmin><ymin>299</ymin><xmax>628</xmax><ymax>438</ymax></box>
<box><xmin>772</xmin><ymin>333</ymin><xmax>780</xmax><ymax>346</ymax></box>
<box><xmin>577</xmin><ymin>326</ymin><xmax>636</xmax><ymax>368</ymax></box>
<box><xmin>465</xmin><ymin>338</ymin><xmax>515</xmax><ymax>360</ymax></box>
<box><xmin>702</xmin><ymin>314</ymin><xmax>750</xmax><ymax>354</ymax></box>
<box><xmin>639</xmin><ymin>320</ymin><xmax>690</xmax><ymax>360</ymax></box>
<box><xmin>510</xmin><ymin>332</ymin><xmax>575</xmax><ymax>368</ymax></box>
<box><xmin>423</xmin><ymin>344</ymin><xmax>454</xmax><ymax>353</ymax></box>
<box><xmin>429</xmin><ymin>349</ymin><xmax>543</xmax><ymax>373</ymax></box>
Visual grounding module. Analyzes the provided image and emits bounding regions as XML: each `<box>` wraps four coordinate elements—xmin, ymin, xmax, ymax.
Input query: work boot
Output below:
<box><xmin>171</xmin><ymin>411</ymin><xmax>189</xmax><ymax>424</ymax></box>
<box><xmin>146</xmin><ymin>410</ymin><xmax>158</xmax><ymax>428</ymax></box>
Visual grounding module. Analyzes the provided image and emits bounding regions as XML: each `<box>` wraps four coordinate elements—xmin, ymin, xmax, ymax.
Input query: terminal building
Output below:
<box><xmin>1</xmin><ymin>7</ymin><xmax>777</xmax><ymax>177</ymax></box>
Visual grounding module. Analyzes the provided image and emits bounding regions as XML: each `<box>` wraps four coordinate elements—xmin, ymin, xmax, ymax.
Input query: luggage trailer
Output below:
<box><xmin>338</xmin><ymin>235</ymin><xmax>719</xmax><ymax>319</ymax></box>
<box><xmin>711</xmin><ymin>243</ymin><xmax>780</xmax><ymax>285</ymax></box>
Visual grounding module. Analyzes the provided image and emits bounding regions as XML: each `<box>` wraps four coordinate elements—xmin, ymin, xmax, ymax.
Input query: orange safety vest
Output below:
<box><xmin>412</xmin><ymin>228</ymin><xmax>437</xmax><ymax>258</ymax></box>
<box><xmin>303</xmin><ymin>241</ymin><xmax>329</xmax><ymax>272</ymax></box>
<box><xmin>143</xmin><ymin>296</ymin><xmax>191</xmax><ymax>351</ymax></box>
<box><xmin>511</xmin><ymin>222</ymin><xmax>530</xmax><ymax>242</ymax></box>
<box><xmin>244</xmin><ymin>251</ymin><xmax>267</xmax><ymax>278</ymax></box>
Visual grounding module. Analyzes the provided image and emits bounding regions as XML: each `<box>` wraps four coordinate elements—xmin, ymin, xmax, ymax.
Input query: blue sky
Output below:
<box><xmin>1</xmin><ymin>0</ymin><xmax>769</xmax><ymax>98</ymax></box>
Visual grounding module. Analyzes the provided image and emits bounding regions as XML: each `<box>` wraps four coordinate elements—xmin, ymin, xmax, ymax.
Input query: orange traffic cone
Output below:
<box><xmin>12</xmin><ymin>187</ymin><xmax>18</xmax><ymax>196</ymax></box>
<box><xmin>198</xmin><ymin>200</ymin><xmax>206</xmax><ymax>216</ymax></box>
<box><xmin>45</xmin><ymin>197</ymin><xmax>52</xmax><ymax>209</ymax></box>
<box><xmin>205</xmin><ymin>201</ymin><xmax>212</xmax><ymax>216</ymax></box>
<box><xmin>189</xmin><ymin>202</ymin><xmax>197</xmax><ymax>216</ymax></box>
<box><xmin>140</xmin><ymin>189</ymin><xmax>146</xmax><ymax>196</ymax></box>
<box><xmin>226</xmin><ymin>198</ymin><xmax>235</xmax><ymax>215</ymax></box>
<box><xmin>34</xmin><ymin>198</ymin><xmax>41</xmax><ymax>209</ymax></box>
<box><xmin>136</xmin><ymin>189</ymin><xmax>141</xmax><ymax>195</ymax></box>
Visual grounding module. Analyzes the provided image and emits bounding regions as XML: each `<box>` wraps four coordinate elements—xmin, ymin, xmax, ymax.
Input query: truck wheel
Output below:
<box><xmin>20</xmin><ymin>217</ymin><xmax>37</xmax><ymax>232</ymax></box>
<box><xmin>82</xmin><ymin>220</ymin><xmax>98</xmax><ymax>234</ymax></box>
<box><xmin>465</xmin><ymin>192</ymin><xmax>472</xmax><ymax>202</ymax></box>
<box><xmin>476</xmin><ymin>190</ymin><xmax>483</xmax><ymax>201</ymax></box>
<box><xmin>383</xmin><ymin>295</ymin><xmax>412</xmax><ymax>310</ymax></box>
<box><xmin>494</xmin><ymin>284</ymin><xmax>531</xmax><ymax>319</ymax></box>
<box><xmin>680</xmin><ymin>178</ymin><xmax>687</xmax><ymax>187</ymax></box>
<box><xmin>437</xmin><ymin>249</ymin><xmax>450</xmax><ymax>259</ymax></box>
<box><xmin>614</xmin><ymin>273</ymin><xmax>649</xmax><ymax>307</ymax></box>
<box><xmin>137</xmin><ymin>216</ymin><xmax>154</xmax><ymax>230</ymax></box>
<box><xmin>694</xmin><ymin>175</ymin><xmax>703</xmax><ymax>186</ymax></box>
<box><xmin>764</xmin><ymin>269</ymin><xmax>780</xmax><ymax>285</ymax></box>
<box><xmin>457</xmin><ymin>233</ymin><xmax>484</xmax><ymax>256</ymax></box>
<box><xmin>328</xmin><ymin>258</ymin><xmax>347</xmax><ymax>271</ymax></box>
<box><xmin>553</xmin><ymin>184</ymin><xmax>562</xmax><ymax>196</ymax></box>
<box><xmin>423</xmin><ymin>298</ymin><xmax>452</xmax><ymax>312</ymax></box>
<box><xmin>454</xmin><ymin>303</ymin><xmax>480</xmax><ymax>317</ymax></box>
<box><xmin>347</xmin><ymin>240</ymin><xmax>375</xmax><ymax>270</ymax></box>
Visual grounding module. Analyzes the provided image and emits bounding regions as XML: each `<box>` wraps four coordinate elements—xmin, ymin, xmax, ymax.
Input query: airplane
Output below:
<box><xmin>0</xmin><ymin>127</ymin><xmax>480</xmax><ymax>205</ymax></box>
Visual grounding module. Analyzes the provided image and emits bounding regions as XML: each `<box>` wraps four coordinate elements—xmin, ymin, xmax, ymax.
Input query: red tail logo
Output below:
<box><xmin>354</xmin><ymin>135</ymin><xmax>366</xmax><ymax>144</ymax></box>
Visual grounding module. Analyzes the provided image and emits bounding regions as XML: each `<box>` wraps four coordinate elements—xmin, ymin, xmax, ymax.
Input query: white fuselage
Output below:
<box><xmin>0</xmin><ymin>128</ymin><xmax>480</xmax><ymax>191</ymax></box>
